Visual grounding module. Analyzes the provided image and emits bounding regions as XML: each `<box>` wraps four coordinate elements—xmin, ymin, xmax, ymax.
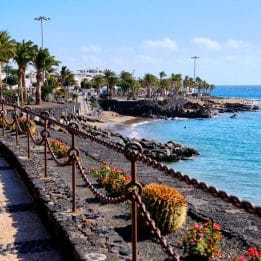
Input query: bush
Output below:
<box><xmin>49</xmin><ymin>139</ymin><xmax>70</xmax><ymax>158</ymax></box>
<box><xmin>181</xmin><ymin>220</ymin><xmax>222</xmax><ymax>259</ymax></box>
<box><xmin>91</xmin><ymin>162</ymin><xmax>131</xmax><ymax>196</ymax></box>
<box><xmin>141</xmin><ymin>183</ymin><xmax>188</xmax><ymax>233</ymax></box>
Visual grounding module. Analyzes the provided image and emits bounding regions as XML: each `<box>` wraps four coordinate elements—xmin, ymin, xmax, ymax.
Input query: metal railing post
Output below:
<box><xmin>41</xmin><ymin>111</ymin><xmax>50</xmax><ymax>179</ymax></box>
<box><xmin>13</xmin><ymin>110</ymin><xmax>19</xmax><ymax>146</ymax></box>
<box><xmin>1</xmin><ymin>102</ymin><xmax>4</xmax><ymax>136</ymax></box>
<box><xmin>44</xmin><ymin>119</ymin><xmax>48</xmax><ymax>178</ymax></box>
<box><xmin>131</xmin><ymin>158</ymin><xmax>138</xmax><ymax>261</ymax></box>
<box><xmin>72</xmin><ymin>130</ymin><xmax>76</xmax><ymax>213</ymax></box>
<box><xmin>26</xmin><ymin>110</ymin><xmax>30</xmax><ymax>159</ymax></box>
<box><xmin>124</xmin><ymin>142</ymin><xmax>143</xmax><ymax>261</ymax></box>
<box><xmin>68</xmin><ymin>122</ymin><xmax>79</xmax><ymax>213</ymax></box>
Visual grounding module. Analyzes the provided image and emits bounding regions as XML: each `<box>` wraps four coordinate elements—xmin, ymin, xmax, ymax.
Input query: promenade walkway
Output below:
<box><xmin>0</xmin><ymin>155</ymin><xmax>63</xmax><ymax>260</ymax></box>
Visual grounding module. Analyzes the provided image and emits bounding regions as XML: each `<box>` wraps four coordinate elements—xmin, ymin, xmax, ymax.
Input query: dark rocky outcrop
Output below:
<box><xmin>79</xmin><ymin>123</ymin><xmax>199</xmax><ymax>162</ymax></box>
<box><xmin>98</xmin><ymin>98</ymin><xmax>259</xmax><ymax>119</ymax></box>
<box><xmin>221</xmin><ymin>102</ymin><xmax>258</xmax><ymax>113</ymax></box>
<box><xmin>98</xmin><ymin>98</ymin><xmax>216</xmax><ymax>119</ymax></box>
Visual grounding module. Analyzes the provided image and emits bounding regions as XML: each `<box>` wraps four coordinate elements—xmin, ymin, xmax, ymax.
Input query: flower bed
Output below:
<box><xmin>49</xmin><ymin>138</ymin><xmax>70</xmax><ymax>158</ymax></box>
<box><xmin>91</xmin><ymin>162</ymin><xmax>131</xmax><ymax>196</ymax></box>
<box><xmin>180</xmin><ymin>220</ymin><xmax>222</xmax><ymax>260</ymax></box>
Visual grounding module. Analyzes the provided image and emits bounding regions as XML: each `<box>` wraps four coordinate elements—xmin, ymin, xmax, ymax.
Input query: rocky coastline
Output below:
<box><xmin>98</xmin><ymin>96</ymin><xmax>259</xmax><ymax>119</ymax></box>
<box><xmin>52</xmin><ymin>115</ymin><xmax>199</xmax><ymax>162</ymax></box>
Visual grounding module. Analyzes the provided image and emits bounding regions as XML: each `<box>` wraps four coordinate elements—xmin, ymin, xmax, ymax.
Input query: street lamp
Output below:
<box><xmin>132</xmin><ymin>69</ymin><xmax>135</xmax><ymax>99</ymax></box>
<box><xmin>34</xmin><ymin>16</ymin><xmax>50</xmax><ymax>48</ymax></box>
<box><xmin>191</xmin><ymin>56</ymin><xmax>199</xmax><ymax>81</ymax></box>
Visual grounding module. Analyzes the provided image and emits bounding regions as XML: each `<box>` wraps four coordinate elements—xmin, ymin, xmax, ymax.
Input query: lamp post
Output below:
<box><xmin>131</xmin><ymin>69</ymin><xmax>135</xmax><ymax>99</ymax></box>
<box><xmin>34</xmin><ymin>16</ymin><xmax>50</xmax><ymax>48</ymax></box>
<box><xmin>191</xmin><ymin>56</ymin><xmax>199</xmax><ymax>81</ymax></box>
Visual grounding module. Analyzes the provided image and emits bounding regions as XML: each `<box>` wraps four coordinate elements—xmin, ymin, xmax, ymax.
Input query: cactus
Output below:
<box><xmin>9</xmin><ymin>117</ymin><xmax>36</xmax><ymax>135</ymax></box>
<box><xmin>141</xmin><ymin>183</ymin><xmax>188</xmax><ymax>233</ymax></box>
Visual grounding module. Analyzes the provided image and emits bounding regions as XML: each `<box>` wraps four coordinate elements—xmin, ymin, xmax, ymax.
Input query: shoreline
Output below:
<box><xmin>84</xmin><ymin>96</ymin><xmax>258</xmax><ymax>131</ymax></box>
<box><xmin>87</xmin><ymin>111</ymin><xmax>151</xmax><ymax>130</ymax></box>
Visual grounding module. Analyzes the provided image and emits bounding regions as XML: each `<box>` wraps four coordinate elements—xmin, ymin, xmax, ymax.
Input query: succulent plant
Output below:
<box><xmin>9</xmin><ymin>117</ymin><xmax>36</xmax><ymax>135</ymax></box>
<box><xmin>141</xmin><ymin>183</ymin><xmax>188</xmax><ymax>233</ymax></box>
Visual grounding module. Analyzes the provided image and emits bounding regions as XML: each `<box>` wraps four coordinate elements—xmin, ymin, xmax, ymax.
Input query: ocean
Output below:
<box><xmin>117</xmin><ymin>86</ymin><xmax>261</xmax><ymax>206</ymax></box>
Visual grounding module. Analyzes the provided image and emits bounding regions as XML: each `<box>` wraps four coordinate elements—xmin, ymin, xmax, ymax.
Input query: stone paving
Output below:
<box><xmin>0</xmin><ymin>156</ymin><xmax>63</xmax><ymax>261</ymax></box>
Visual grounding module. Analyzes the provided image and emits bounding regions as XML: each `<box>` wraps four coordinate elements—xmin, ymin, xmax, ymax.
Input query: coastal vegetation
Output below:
<box><xmin>1</xmin><ymin>30</ymin><xmax>216</xmax><ymax>107</ymax></box>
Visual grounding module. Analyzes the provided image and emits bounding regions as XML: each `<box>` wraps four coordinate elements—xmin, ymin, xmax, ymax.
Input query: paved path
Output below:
<box><xmin>0</xmin><ymin>156</ymin><xmax>63</xmax><ymax>261</ymax></box>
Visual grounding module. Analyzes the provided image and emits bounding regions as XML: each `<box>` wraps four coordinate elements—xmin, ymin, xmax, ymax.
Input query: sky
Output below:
<box><xmin>1</xmin><ymin>0</ymin><xmax>261</xmax><ymax>85</ymax></box>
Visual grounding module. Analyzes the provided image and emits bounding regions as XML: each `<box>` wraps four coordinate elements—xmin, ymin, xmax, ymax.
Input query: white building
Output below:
<box><xmin>74</xmin><ymin>68</ymin><xmax>104</xmax><ymax>86</ymax></box>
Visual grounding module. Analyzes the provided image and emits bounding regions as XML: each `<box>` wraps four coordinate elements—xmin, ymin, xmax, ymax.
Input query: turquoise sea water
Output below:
<box><xmin>119</xmin><ymin>86</ymin><xmax>261</xmax><ymax>205</ymax></box>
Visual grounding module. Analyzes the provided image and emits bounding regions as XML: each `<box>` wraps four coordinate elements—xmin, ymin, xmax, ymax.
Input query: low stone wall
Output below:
<box><xmin>0</xmin><ymin>141</ymin><xmax>81</xmax><ymax>261</ymax></box>
<box><xmin>31</xmin><ymin>102</ymin><xmax>80</xmax><ymax>118</ymax></box>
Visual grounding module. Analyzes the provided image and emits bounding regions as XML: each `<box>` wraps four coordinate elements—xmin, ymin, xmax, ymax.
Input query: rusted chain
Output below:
<box><xmin>2</xmin><ymin>115</ymin><xmax>16</xmax><ymax>127</ymax></box>
<box><xmin>28</xmin><ymin>127</ymin><xmax>44</xmax><ymax>145</ymax></box>
<box><xmin>76</xmin><ymin>159</ymin><xmax>128</xmax><ymax>204</ymax></box>
<box><xmin>13</xmin><ymin>114</ymin><xmax>25</xmax><ymax>135</ymax></box>
<box><xmin>132</xmin><ymin>151</ymin><xmax>261</xmax><ymax>217</ymax></box>
<box><xmin>46</xmin><ymin>138</ymin><xmax>72</xmax><ymax>166</ymax></box>
<box><xmin>133</xmin><ymin>191</ymin><xmax>180</xmax><ymax>261</ymax></box>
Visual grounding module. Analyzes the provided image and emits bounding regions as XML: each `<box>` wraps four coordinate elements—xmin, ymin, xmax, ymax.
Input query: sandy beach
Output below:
<box><xmin>87</xmin><ymin>111</ymin><xmax>145</xmax><ymax>130</ymax></box>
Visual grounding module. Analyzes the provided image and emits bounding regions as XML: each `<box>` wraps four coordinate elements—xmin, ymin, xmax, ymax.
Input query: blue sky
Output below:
<box><xmin>1</xmin><ymin>0</ymin><xmax>261</xmax><ymax>84</ymax></box>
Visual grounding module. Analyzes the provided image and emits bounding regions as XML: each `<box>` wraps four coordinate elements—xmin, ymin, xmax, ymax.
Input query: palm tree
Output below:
<box><xmin>195</xmin><ymin>76</ymin><xmax>203</xmax><ymax>94</ymax></box>
<box><xmin>13</xmin><ymin>40</ymin><xmax>37</xmax><ymax>105</ymax></box>
<box><xmin>170</xmin><ymin>73</ymin><xmax>183</xmax><ymax>96</ymax></box>
<box><xmin>159</xmin><ymin>78</ymin><xmax>171</xmax><ymax>96</ymax></box>
<box><xmin>59</xmin><ymin>66</ymin><xmax>75</xmax><ymax>86</ymax></box>
<box><xmin>0</xmin><ymin>31</ymin><xmax>16</xmax><ymax>98</ymax></box>
<box><xmin>119</xmin><ymin>71</ymin><xmax>134</xmax><ymax>95</ymax></box>
<box><xmin>159</xmin><ymin>71</ymin><xmax>166</xmax><ymax>81</ymax></box>
<box><xmin>58</xmin><ymin>66</ymin><xmax>76</xmax><ymax>99</ymax></box>
<box><xmin>143</xmin><ymin>73</ymin><xmax>158</xmax><ymax>98</ymax></box>
<box><xmin>103</xmin><ymin>69</ymin><xmax>118</xmax><ymax>96</ymax></box>
<box><xmin>92</xmin><ymin>75</ymin><xmax>104</xmax><ymax>94</ymax></box>
<box><xmin>183</xmin><ymin>75</ymin><xmax>197</xmax><ymax>95</ymax></box>
<box><xmin>33</xmin><ymin>48</ymin><xmax>59</xmax><ymax>104</ymax></box>
<box><xmin>159</xmin><ymin>71</ymin><xmax>167</xmax><ymax>96</ymax></box>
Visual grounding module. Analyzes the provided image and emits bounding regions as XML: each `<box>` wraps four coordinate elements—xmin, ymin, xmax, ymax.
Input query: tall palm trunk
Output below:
<box><xmin>18</xmin><ymin>67</ymin><xmax>25</xmax><ymax>105</ymax></box>
<box><xmin>22</xmin><ymin>73</ymin><xmax>27</xmax><ymax>104</ymax></box>
<box><xmin>35</xmin><ymin>70</ymin><xmax>43</xmax><ymax>105</ymax></box>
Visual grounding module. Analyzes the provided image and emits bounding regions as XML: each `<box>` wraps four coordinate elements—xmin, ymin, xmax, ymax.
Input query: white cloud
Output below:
<box><xmin>80</xmin><ymin>45</ymin><xmax>102</xmax><ymax>53</ymax></box>
<box><xmin>192</xmin><ymin>37</ymin><xmax>222</xmax><ymax>50</ymax></box>
<box><xmin>142</xmin><ymin>37</ymin><xmax>177</xmax><ymax>51</ymax></box>
<box><xmin>225</xmin><ymin>39</ymin><xmax>247</xmax><ymax>49</ymax></box>
<box><xmin>81</xmin><ymin>55</ymin><xmax>100</xmax><ymax>63</ymax></box>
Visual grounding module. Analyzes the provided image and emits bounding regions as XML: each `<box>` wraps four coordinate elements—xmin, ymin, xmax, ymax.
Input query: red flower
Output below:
<box><xmin>213</xmin><ymin>223</ymin><xmax>221</xmax><ymax>230</ymax></box>
<box><xmin>193</xmin><ymin>224</ymin><xmax>201</xmax><ymax>231</ymax></box>
<box><xmin>182</xmin><ymin>220</ymin><xmax>222</xmax><ymax>258</ymax></box>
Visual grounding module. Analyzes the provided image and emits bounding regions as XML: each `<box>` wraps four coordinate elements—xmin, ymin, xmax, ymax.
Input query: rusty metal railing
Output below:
<box><xmin>0</xmin><ymin>99</ymin><xmax>260</xmax><ymax>260</ymax></box>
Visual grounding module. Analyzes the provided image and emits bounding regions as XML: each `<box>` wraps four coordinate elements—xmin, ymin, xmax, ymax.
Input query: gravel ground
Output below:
<box><xmin>1</xmin><ymin>127</ymin><xmax>260</xmax><ymax>261</ymax></box>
